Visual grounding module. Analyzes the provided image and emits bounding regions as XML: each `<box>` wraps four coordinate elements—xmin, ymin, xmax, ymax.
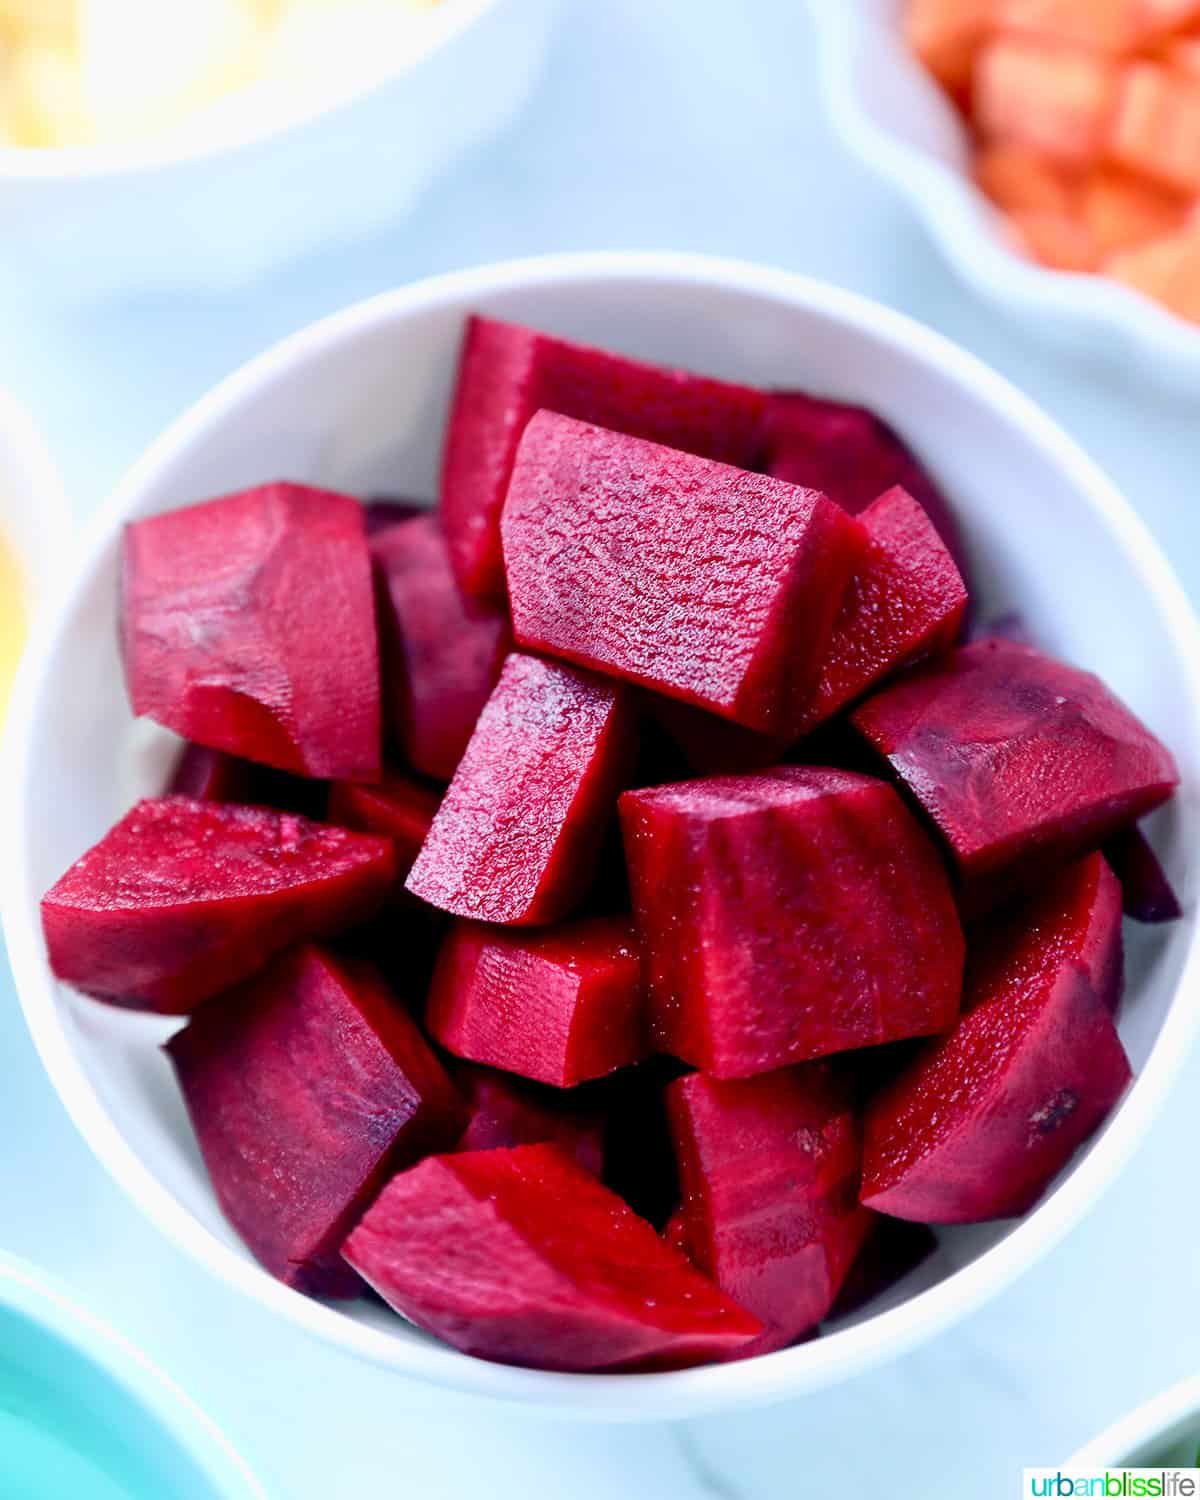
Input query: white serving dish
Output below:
<box><xmin>4</xmin><ymin>251</ymin><xmax>1199</xmax><ymax>1420</ymax></box>
<box><xmin>808</xmin><ymin>0</ymin><xmax>1200</xmax><ymax>388</ymax></box>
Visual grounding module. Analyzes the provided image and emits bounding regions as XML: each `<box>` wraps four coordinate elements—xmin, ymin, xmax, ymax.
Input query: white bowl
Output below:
<box><xmin>4</xmin><ymin>252</ymin><xmax>1199</xmax><ymax>1420</ymax></box>
<box><xmin>0</xmin><ymin>1252</ymin><xmax>265</xmax><ymax>1499</ymax></box>
<box><xmin>0</xmin><ymin>386</ymin><xmax>73</xmax><ymax>649</ymax></box>
<box><xmin>0</xmin><ymin>0</ymin><xmax>559</xmax><ymax>297</ymax></box>
<box><xmin>1073</xmin><ymin>1375</ymin><xmax>1200</xmax><ymax>1469</ymax></box>
<box><xmin>809</xmin><ymin>0</ymin><xmax>1200</xmax><ymax>388</ymax></box>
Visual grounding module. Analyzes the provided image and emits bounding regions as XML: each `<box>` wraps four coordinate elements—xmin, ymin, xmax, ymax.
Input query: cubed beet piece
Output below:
<box><xmin>502</xmin><ymin>413</ymin><xmax>864</xmax><ymax>734</ymax></box>
<box><xmin>122</xmin><ymin>484</ymin><xmax>380</xmax><ymax>780</ymax></box>
<box><xmin>440</xmin><ymin>315</ymin><xmax>768</xmax><ymax>600</ymax></box>
<box><xmin>364</xmin><ymin>498</ymin><xmax>426</xmax><ymax>536</ymax></box>
<box><xmin>666</xmin><ymin>1067</ymin><xmax>876</xmax><ymax>1352</ymax></box>
<box><xmin>371</xmin><ymin>515</ymin><xmax>511</xmax><ymax>781</ymax></box>
<box><xmin>828</xmin><ymin>1220</ymin><xmax>938</xmax><ymax>1321</ymax></box>
<box><xmin>620</xmin><ymin>768</ymin><xmax>964</xmax><ymax>1078</ymax></box>
<box><xmin>168</xmin><ymin>944</ymin><xmax>464</xmax><ymax>1296</ymax></box>
<box><xmin>850</xmin><ymin>639</ymin><xmax>1179</xmax><ymax>902</ymax></box>
<box><xmin>41</xmin><ymin>796</ymin><xmax>396</xmax><ymax>1013</ymax></box>
<box><xmin>456</xmin><ymin>1065</ymin><xmax>605</xmax><ymax>1175</ymax></box>
<box><xmin>342</xmin><ymin>1143</ymin><xmax>763</xmax><ymax>1370</ymax></box>
<box><xmin>327</xmin><ymin>772</ymin><xmax>441</xmax><ymax>887</ymax></box>
<box><xmin>426</xmin><ymin>916</ymin><xmax>646</xmax><ymax>1087</ymax></box>
<box><xmin>861</xmin><ymin>853</ymin><xmax>1131</xmax><ymax>1223</ymax></box>
<box><xmin>1104</xmin><ymin>824</ymin><xmax>1183</xmax><ymax>924</ymax></box>
<box><xmin>793</xmin><ymin>485</ymin><xmax>967</xmax><ymax>735</ymax></box>
<box><xmin>406</xmin><ymin>652</ymin><xmax>634</xmax><ymax>925</ymax></box>
<box><xmin>762</xmin><ymin>390</ymin><xmax>968</xmax><ymax>579</ymax></box>
<box><xmin>168</xmin><ymin>742</ymin><xmax>327</xmax><ymax>819</ymax></box>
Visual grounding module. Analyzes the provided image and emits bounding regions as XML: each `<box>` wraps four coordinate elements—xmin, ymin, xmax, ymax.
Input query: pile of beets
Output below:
<box><xmin>40</xmin><ymin>316</ymin><xmax>1181</xmax><ymax>1373</ymax></box>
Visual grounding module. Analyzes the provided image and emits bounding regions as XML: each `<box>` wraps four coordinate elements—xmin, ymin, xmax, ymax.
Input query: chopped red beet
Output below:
<box><xmin>371</xmin><ymin>515</ymin><xmax>511</xmax><ymax>781</ymax></box>
<box><xmin>620</xmin><ymin>767</ymin><xmax>964</xmax><ymax>1078</ymax></box>
<box><xmin>851</xmin><ymin>639</ymin><xmax>1179</xmax><ymax>904</ymax></box>
<box><xmin>426</xmin><ymin>916</ymin><xmax>646</xmax><ymax>1087</ymax></box>
<box><xmin>455</xmin><ymin>1065</ymin><xmax>605</xmax><ymax>1175</ymax></box>
<box><xmin>662</xmin><ymin>1206</ymin><xmax>693</xmax><ymax>1259</ymax></box>
<box><xmin>1104</xmin><ymin>824</ymin><xmax>1183</xmax><ymax>923</ymax></box>
<box><xmin>364</xmin><ymin>498</ymin><xmax>426</xmax><ymax>536</ymax></box>
<box><xmin>828</xmin><ymin>1219</ymin><xmax>938</xmax><ymax>1321</ymax></box>
<box><xmin>503</xmin><ymin>413</ymin><xmax>865</xmax><ymax>733</ymax></box>
<box><xmin>667</xmin><ymin>1066</ymin><xmax>876</xmax><ymax>1352</ymax></box>
<box><xmin>793</xmin><ymin>485</ymin><xmax>967</xmax><ymax>734</ymax></box>
<box><xmin>168</xmin><ymin>944</ymin><xmax>464</xmax><ymax>1296</ymax></box>
<box><xmin>41</xmin><ymin>796</ymin><xmax>395</xmax><ymax>1013</ymax></box>
<box><xmin>861</xmin><ymin>853</ymin><xmax>1131</xmax><ymax>1222</ymax></box>
<box><xmin>440</xmin><ymin>315</ymin><xmax>768</xmax><ymax>599</ymax></box>
<box><xmin>327</xmin><ymin>772</ymin><xmax>441</xmax><ymax>883</ymax></box>
<box><xmin>168</xmin><ymin>743</ymin><xmax>261</xmax><ymax>803</ymax></box>
<box><xmin>342</xmin><ymin>1143</ymin><xmax>764</xmax><ymax>1370</ymax></box>
<box><xmin>406</xmin><ymin>652</ymin><xmax>634</xmax><ymax>925</ymax></box>
<box><xmin>122</xmin><ymin>483</ymin><xmax>380</xmax><ymax>780</ymax></box>
<box><xmin>761</xmin><ymin>390</ymin><xmax>968</xmax><ymax>579</ymax></box>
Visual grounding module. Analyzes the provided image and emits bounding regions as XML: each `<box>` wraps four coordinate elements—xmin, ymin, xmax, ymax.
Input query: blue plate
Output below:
<box><xmin>0</xmin><ymin>1256</ymin><xmax>263</xmax><ymax>1499</ymax></box>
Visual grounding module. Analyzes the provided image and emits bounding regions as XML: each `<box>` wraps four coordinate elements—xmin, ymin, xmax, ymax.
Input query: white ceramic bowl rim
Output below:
<box><xmin>6</xmin><ymin>252</ymin><xmax>1200</xmax><ymax>1418</ymax></box>
<box><xmin>1072</xmin><ymin>1373</ymin><xmax>1200</xmax><ymax>1468</ymax></box>
<box><xmin>0</xmin><ymin>0</ymin><xmax>503</xmax><ymax>181</ymax></box>
<box><xmin>807</xmin><ymin>1</ymin><xmax>1200</xmax><ymax>374</ymax></box>
<box><xmin>0</xmin><ymin>1252</ymin><xmax>265</xmax><ymax>1497</ymax></box>
<box><xmin>0</xmin><ymin>383</ymin><xmax>73</xmax><ymax>605</ymax></box>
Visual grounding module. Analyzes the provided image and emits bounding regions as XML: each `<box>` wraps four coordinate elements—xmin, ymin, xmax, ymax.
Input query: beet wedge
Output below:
<box><xmin>456</xmin><ymin>1065</ymin><xmax>605</xmax><ymax>1176</ymax></box>
<box><xmin>371</xmin><ymin>514</ymin><xmax>511</xmax><ymax>781</ymax></box>
<box><xmin>762</xmin><ymin>390</ymin><xmax>969</xmax><ymax>579</ymax></box>
<box><xmin>440</xmin><ymin>314</ymin><xmax>768</xmax><ymax>600</ymax></box>
<box><xmin>793</xmin><ymin>485</ymin><xmax>967</xmax><ymax>736</ymax></box>
<box><xmin>406</xmin><ymin>652</ymin><xmax>634</xmax><ymax>926</ymax></box>
<box><xmin>427</xmin><ymin>916</ymin><xmax>646</xmax><ymax>1087</ymax></box>
<box><xmin>168</xmin><ymin>944</ymin><xmax>464</xmax><ymax>1296</ymax></box>
<box><xmin>502</xmin><ymin>413</ymin><xmax>864</xmax><ymax>734</ymax></box>
<box><xmin>861</xmin><ymin>853</ymin><xmax>1131</xmax><ymax>1223</ymax></box>
<box><xmin>327</xmin><ymin>772</ymin><xmax>441</xmax><ymax>890</ymax></box>
<box><xmin>168</xmin><ymin>742</ymin><xmax>327</xmax><ymax>819</ymax></box>
<box><xmin>828</xmin><ymin>1220</ymin><xmax>938</xmax><ymax>1321</ymax></box>
<box><xmin>620</xmin><ymin>767</ymin><xmax>964</xmax><ymax>1078</ymax></box>
<box><xmin>666</xmin><ymin>1067</ymin><xmax>876</xmax><ymax>1353</ymax></box>
<box><xmin>41</xmin><ymin>796</ymin><xmax>396</xmax><ymax>1013</ymax></box>
<box><xmin>122</xmin><ymin>483</ymin><xmax>380</xmax><ymax>780</ymax></box>
<box><xmin>851</xmin><ymin>639</ymin><xmax>1179</xmax><ymax>905</ymax></box>
<box><xmin>342</xmin><ymin>1143</ymin><xmax>764</xmax><ymax>1370</ymax></box>
<box><xmin>1104</xmin><ymin>824</ymin><xmax>1183</xmax><ymax>923</ymax></box>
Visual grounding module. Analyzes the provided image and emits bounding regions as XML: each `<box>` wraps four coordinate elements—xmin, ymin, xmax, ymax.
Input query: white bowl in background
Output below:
<box><xmin>0</xmin><ymin>0</ymin><xmax>559</xmax><ymax>298</ymax></box>
<box><xmin>4</xmin><ymin>252</ymin><xmax>1199</xmax><ymax>1420</ymax></box>
<box><xmin>0</xmin><ymin>386</ymin><xmax>73</xmax><ymax>647</ymax></box>
<box><xmin>0</xmin><ymin>1252</ymin><xmax>265</xmax><ymax>1499</ymax></box>
<box><xmin>808</xmin><ymin>0</ymin><xmax>1200</xmax><ymax>389</ymax></box>
<box><xmin>1072</xmin><ymin>1375</ymin><xmax>1200</xmax><ymax>1469</ymax></box>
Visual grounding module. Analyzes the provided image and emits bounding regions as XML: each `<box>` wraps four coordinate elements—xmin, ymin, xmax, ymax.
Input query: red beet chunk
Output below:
<box><xmin>122</xmin><ymin>484</ymin><xmax>380</xmax><ymax>780</ymax></box>
<box><xmin>440</xmin><ymin>315</ymin><xmax>769</xmax><ymax>600</ymax></box>
<box><xmin>828</xmin><ymin>1220</ymin><xmax>938</xmax><ymax>1321</ymax></box>
<box><xmin>662</xmin><ymin>1207</ymin><xmax>692</xmax><ymax>1259</ymax></box>
<box><xmin>1105</xmin><ymin>824</ymin><xmax>1182</xmax><ymax>924</ymax></box>
<box><xmin>762</xmin><ymin>390</ymin><xmax>968</xmax><ymax>578</ymax></box>
<box><xmin>41</xmin><ymin>796</ymin><xmax>396</xmax><ymax>1013</ymax></box>
<box><xmin>621</xmin><ymin>768</ymin><xmax>964</xmax><ymax>1078</ymax></box>
<box><xmin>793</xmin><ymin>485</ymin><xmax>967</xmax><ymax>736</ymax></box>
<box><xmin>503</xmin><ymin>413</ymin><xmax>864</xmax><ymax>734</ymax></box>
<box><xmin>667</xmin><ymin>1067</ymin><xmax>876</xmax><ymax>1352</ymax></box>
<box><xmin>364</xmin><ymin>497</ymin><xmax>425</xmax><ymax>536</ymax></box>
<box><xmin>861</xmin><ymin>853</ymin><xmax>1131</xmax><ymax>1223</ymax></box>
<box><xmin>371</xmin><ymin>515</ymin><xmax>511</xmax><ymax>781</ymax></box>
<box><xmin>456</xmin><ymin>1065</ymin><xmax>605</xmax><ymax>1175</ymax></box>
<box><xmin>327</xmin><ymin>773</ymin><xmax>440</xmax><ymax>882</ymax></box>
<box><xmin>342</xmin><ymin>1143</ymin><xmax>763</xmax><ymax>1370</ymax></box>
<box><xmin>169</xmin><ymin>944</ymin><xmax>464</xmax><ymax>1296</ymax></box>
<box><xmin>427</xmin><ymin>916</ymin><xmax>646</xmax><ymax>1088</ymax></box>
<box><xmin>406</xmin><ymin>653</ymin><xmax>633</xmax><ymax>926</ymax></box>
<box><xmin>169</xmin><ymin>743</ymin><xmax>261</xmax><ymax>803</ymax></box>
<box><xmin>851</xmin><ymin>639</ymin><xmax>1179</xmax><ymax>899</ymax></box>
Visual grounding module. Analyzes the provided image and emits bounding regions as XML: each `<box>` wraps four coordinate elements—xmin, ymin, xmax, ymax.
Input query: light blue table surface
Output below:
<box><xmin>2</xmin><ymin>3</ymin><xmax>1198</xmax><ymax>1496</ymax></box>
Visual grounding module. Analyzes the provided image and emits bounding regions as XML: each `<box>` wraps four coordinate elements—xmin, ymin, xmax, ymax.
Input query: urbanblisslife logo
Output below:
<box><xmin>1024</xmin><ymin>1471</ymin><xmax>1200</xmax><ymax>1497</ymax></box>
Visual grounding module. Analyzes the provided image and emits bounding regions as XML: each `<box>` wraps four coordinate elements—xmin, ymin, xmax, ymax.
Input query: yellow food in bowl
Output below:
<box><xmin>0</xmin><ymin>528</ymin><xmax>25</xmax><ymax>721</ymax></box>
<box><xmin>0</xmin><ymin>0</ymin><xmax>444</xmax><ymax>149</ymax></box>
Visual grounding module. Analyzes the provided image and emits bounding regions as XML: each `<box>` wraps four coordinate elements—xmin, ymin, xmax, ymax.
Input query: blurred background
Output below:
<box><xmin>2</xmin><ymin>2</ymin><xmax>1199</xmax><ymax>1497</ymax></box>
